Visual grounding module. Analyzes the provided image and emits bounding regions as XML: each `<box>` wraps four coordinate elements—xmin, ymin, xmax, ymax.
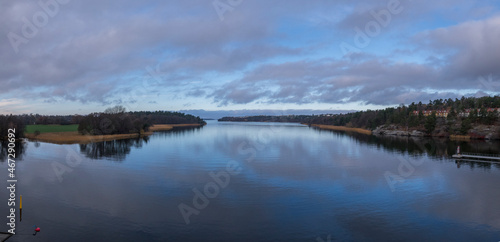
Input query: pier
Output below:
<box><xmin>451</xmin><ymin>145</ymin><xmax>500</xmax><ymax>163</ymax></box>
<box><xmin>452</xmin><ymin>152</ymin><xmax>500</xmax><ymax>162</ymax></box>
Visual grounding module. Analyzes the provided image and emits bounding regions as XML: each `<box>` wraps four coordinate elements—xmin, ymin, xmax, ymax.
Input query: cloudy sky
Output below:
<box><xmin>1</xmin><ymin>0</ymin><xmax>500</xmax><ymax>115</ymax></box>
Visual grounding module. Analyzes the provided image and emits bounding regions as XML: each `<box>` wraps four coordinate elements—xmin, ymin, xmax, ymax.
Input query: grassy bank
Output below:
<box><xmin>148</xmin><ymin>124</ymin><xmax>202</xmax><ymax>131</ymax></box>
<box><xmin>25</xmin><ymin>124</ymin><xmax>78</xmax><ymax>134</ymax></box>
<box><xmin>24</xmin><ymin>124</ymin><xmax>202</xmax><ymax>144</ymax></box>
<box><xmin>449</xmin><ymin>135</ymin><xmax>471</xmax><ymax>141</ymax></box>
<box><xmin>309</xmin><ymin>124</ymin><xmax>372</xmax><ymax>135</ymax></box>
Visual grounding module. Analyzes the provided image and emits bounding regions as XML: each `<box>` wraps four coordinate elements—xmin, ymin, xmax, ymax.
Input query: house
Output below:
<box><xmin>412</xmin><ymin>108</ymin><xmax>500</xmax><ymax>118</ymax></box>
<box><xmin>458</xmin><ymin>108</ymin><xmax>500</xmax><ymax>117</ymax></box>
<box><xmin>435</xmin><ymin>110</ymin><xmax>448</xmax><ymax>117</ymax></box>
<box><xmin>412</xmin><ymin>110</ymin><xmax>449</xmax><ymax>117</ymax></box>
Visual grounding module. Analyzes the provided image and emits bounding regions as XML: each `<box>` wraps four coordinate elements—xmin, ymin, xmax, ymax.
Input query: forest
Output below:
<box><xmin>309</xmin><ymin>96</ymin><xmax>500</xmax><ymax>134</ymax></box>
<box><xmin>218</xmin><ymin>115</ymin><xmax>315</xmax><ymax>123</ymax></box>
<box><xmin>0</xmin><ymin>106</ymin><xmax>205</xmax><ymax>139</ymax></box>
<box><xmin>220</xmin><ymin>96</ymin><xmax>500</xmax><ymax>135</ymax></box>
<box><xmin>0</xmin><ymin>115</ymin><xmax>25</xmax><ymax>140</ymax></box>
<box><xmin>78</xmin><ymin>107</ymin><xmax>206</xmax><ymax>135</ymax></box>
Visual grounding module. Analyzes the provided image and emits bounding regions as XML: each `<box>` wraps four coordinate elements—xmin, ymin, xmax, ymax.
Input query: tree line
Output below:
<box><xmin>0</xmin><ymin>106</ymin><xmax>205</xmax><ymax>140</ymax></box>
<box><xmin>218</xmin><ymin>115</ymin><xmax>315</xmax><ymax>123</ymax></box>
<box><xmin>78</xmin><ymin>106</ymin><xmax>206</xmax><ymax>135</ymax></box>
<box><xmin>15</xmin><ymin>114</ymin><xmax>83</xmax><ymax>125</ymax></box>
<box><xmin>309</xmin><ymin>96</ymin><xmax>500</xmax><ymax>134</ymax></box>
<box><xmin>218</xmin><ymin>96</ymin><xmax>500</xmax><ymax>135</ymax></box>
<box><xmin>0</xmin><ymin>115</ymin><xmax>25</xmax><ymax>140</ymax></box>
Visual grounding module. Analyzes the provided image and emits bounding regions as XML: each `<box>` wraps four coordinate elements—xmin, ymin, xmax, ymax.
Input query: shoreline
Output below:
<box><xmin>309</xmin><ymin>124</ymin><xmax>480</xmax><ymax>141</ymax></box>
<box><xmin>24</xmin><ymin>123</ymin><xmax>203</xmax><ymax>144</ymax></box>
<box><xmin>449</xmin><ymin>135</ymin><xmax>471</xmax><ymax>141</ymax></box>
<box><xmin>308</xmin><ymin>124</ymin><xmax>372</xmax><ymax>135</ymax></box>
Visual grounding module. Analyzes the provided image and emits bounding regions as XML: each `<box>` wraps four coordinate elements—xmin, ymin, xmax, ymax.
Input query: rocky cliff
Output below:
<box><xmin>372</xmin><ymin>124</ymin><xmax>500</xmax><ymax>140</ymax></box>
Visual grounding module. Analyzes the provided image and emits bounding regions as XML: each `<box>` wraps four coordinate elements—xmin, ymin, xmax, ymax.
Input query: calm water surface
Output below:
<box><xmin>1</xmin><ymin>120</ymin><xmax>500</xmax><ymax>241</ymax></box>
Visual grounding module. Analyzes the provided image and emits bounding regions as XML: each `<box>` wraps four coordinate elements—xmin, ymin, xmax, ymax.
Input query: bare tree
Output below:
<box><xmin>104</xmin><ymin>105</ymin><xmax>126</xmax><ymax>114</ymax></box>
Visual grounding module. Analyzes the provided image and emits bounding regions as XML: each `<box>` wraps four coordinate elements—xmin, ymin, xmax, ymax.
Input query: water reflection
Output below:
<box><xmin>455</xmin><ymin>159</ymin><xmax>500</xmax><ymax>170</ymax></box>
<box><xmin>78</xmin><ymin>126</ymin><xmax>203</xmax><ymax>161</ymax></box>
<box><xmin>153</xmin><ymin>126</ymin><xmax>204</xmax><ymax>138</ymax></box>
<box><xmin>312</xmin><ymin>127</ymin><xmax>500</xmax><ymax>169</ymax></box>
<box><xmin>79</xmin><ymin>137</ymin><xmax>149</xmax><ymax>161</ymax></box>
<box><xmin>2</xmin><ymin>121</ymin><xmax>499</xmax><ymax>241</ymax></box>
<box><xmin>0</xmin><ymin>141</ymin><xmax>26</xmax><ymax>161</ymax></box>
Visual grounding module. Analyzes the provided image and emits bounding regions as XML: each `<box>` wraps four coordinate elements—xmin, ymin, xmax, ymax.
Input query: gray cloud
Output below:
<box><xmin>1</xmin><ymin>0</ymin><xmax>499</xmax><ymax>112</ymax></box>
<box><xmin>211</xmin><ymin>14</ymin><xmax>500</xmax><ymax>106</ymax></box>
<box><xmin>417</xmin><ymin>16</ymin><xmax>500</xmax><ymax>80</ymax></box>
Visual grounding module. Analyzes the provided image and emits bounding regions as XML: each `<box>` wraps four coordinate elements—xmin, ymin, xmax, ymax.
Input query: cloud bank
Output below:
<box><xmin>1</xmin><ymin>0</ymin><xmax>499</xmax><ymax>114</ymax></box>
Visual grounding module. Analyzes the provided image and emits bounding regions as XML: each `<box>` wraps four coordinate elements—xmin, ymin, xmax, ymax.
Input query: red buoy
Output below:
<box><xmin>35</xmin><ymin>227</ymin><xmax>40</xmax><ymax>232</ymax></box>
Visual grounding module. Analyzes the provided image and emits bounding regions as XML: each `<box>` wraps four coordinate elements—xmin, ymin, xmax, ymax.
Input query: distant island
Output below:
<box><xmin>0</xmin><ymin>106</ymin><xmax>206</xmax><ymax>144</ymax></box>
<box><xmin>218</xmin><ymin>115</ymin><xmax>316</xmax><ymax>123</ymax></box>
<box><xmin>219</xmin><ymin>96</ymin><xmax>500</xmax><ymax>140</ymax></box>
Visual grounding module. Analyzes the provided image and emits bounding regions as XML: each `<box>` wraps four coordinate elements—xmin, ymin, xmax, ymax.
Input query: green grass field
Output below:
<box><xmin>25</xmin><ymin>124</ymin><xmax>79</xmax><ymax>134</ymax></box>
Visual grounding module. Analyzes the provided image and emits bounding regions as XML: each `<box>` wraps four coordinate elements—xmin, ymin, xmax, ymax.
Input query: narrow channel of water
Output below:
<box><xmin>1</xmin><ymin>120</ymin><xmax>499</xmax><ymax>241</ymax></box>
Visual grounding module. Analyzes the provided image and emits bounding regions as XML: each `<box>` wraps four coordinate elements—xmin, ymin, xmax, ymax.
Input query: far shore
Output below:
<box><xmin>309</xmin><ymin>124</ymin><xmax>478</xmax><ymax>140</ymax></box>
<box><xmin>308</xmin><ymin>124</ymin><xmax>372</xmax><ymax>135</ymax></box>
<box><xmin>448</xmin><ymin>135</ymin><xmax>471</xmax><ymax>141</ymax></box>
<box><xmin>24</xmin><ymin>123</ymin><xmax>203</xmax><ymax>145</ymax></box>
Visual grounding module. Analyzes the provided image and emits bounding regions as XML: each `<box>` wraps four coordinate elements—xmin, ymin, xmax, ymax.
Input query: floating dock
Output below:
<box><xmin>452</xmin><ymin>152</ymin><xmax>500</xmax><ymax>162</ymax></box>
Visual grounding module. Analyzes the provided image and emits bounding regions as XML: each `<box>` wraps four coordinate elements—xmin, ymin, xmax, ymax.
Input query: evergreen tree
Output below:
<box><xmin>409</xmin><ymin>114</ymin><xmax>419</xmax><ymax>127</ymax></box>
<box><xmin>418</xmin><ymin>111</ymin><xmax>424</xmax><ymax>125</ymax></box>
<box><xmin>486</xmin><ymin>110</ymin><xmax>497</xmax><ymax>124</ymax></box>
<box><xmin>469</xmin><ymin>108</ymin><xmax>478</xmax><ymax>123</ymax></box>
<box><xmin>479</xmin><ymin>107</ymin><xmax>488</xmax><ymax>124</ymax></box>
<box><xmin>424</xmin><ymin>112</ymin><xmax>437</xmax><ymax>134</ymax></box>
<box><xmin>460</xmin><ymin>118</ymin><xmax>472</xmax><ymax>135</ymax></box>
<box><xmin>448</xmin><ymin>107</ymin><xmax>457</xmax><ymax>119</ymax></box>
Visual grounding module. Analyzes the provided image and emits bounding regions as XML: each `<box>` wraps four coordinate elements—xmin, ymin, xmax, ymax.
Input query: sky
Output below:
<box><xmin>1</xmin><ymin>0</ymin><xmax>500</xmax><ymax>116</ymax></box>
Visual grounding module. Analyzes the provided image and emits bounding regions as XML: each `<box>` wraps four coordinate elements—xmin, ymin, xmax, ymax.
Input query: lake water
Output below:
<box><xmin>1</xmin><ymin>120</ymin><xmax>500</xmax><ymax>241</ymax></box>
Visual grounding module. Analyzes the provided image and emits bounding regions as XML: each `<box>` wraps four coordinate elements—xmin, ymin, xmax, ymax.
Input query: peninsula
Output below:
<box><xmin>218</xmin><ymin>96</ymin><xmax>500</xmax><ymax>140</ymax></box>
<box><xmin>1</xmin><ymin>106</ymin><xmax>206</xmax><ymax>144</ymax></box>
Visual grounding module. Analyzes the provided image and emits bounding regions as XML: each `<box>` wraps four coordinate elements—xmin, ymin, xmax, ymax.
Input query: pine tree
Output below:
<box><xmin>424</xmin><ymin>112</ymin><xmax>437</xmax><ymax>134</ymax></box>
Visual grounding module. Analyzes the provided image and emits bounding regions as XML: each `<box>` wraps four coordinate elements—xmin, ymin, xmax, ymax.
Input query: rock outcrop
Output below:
<box><xmin>469</xmin><ymin>125</ymin><xmax>500</xmax><ymax>140</ymax></box>
<box><xmin>373</xmin><ymin>125</ymin><xmax>425</xmax><ymax>137</ymax></box>
<box><xmin>373</xmin><ymin>124</ymin><xmax>500</xmax><ymax>140</ymax></box>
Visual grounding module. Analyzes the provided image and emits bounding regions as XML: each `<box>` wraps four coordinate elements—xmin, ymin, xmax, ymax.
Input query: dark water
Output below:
<box><xmin>1</xmin><ymin>120</ymin><xmax>500</xmax><ymax>241</ymax></box>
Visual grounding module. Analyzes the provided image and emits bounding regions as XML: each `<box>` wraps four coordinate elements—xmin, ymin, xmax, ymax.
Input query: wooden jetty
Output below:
<box><xmin>451</xmin><ymin>152</ymin><xmax>500</xmax><ymax>164</ymax></box>
<box><xmin>452</xmin><ymin>152</ymin><xmax>500</xmax><ymax>162</ymax></box>
<box><xmin>451</xmin><ymin>145</ymin><xmax>500</xmax><ymax>163</ymax></box>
